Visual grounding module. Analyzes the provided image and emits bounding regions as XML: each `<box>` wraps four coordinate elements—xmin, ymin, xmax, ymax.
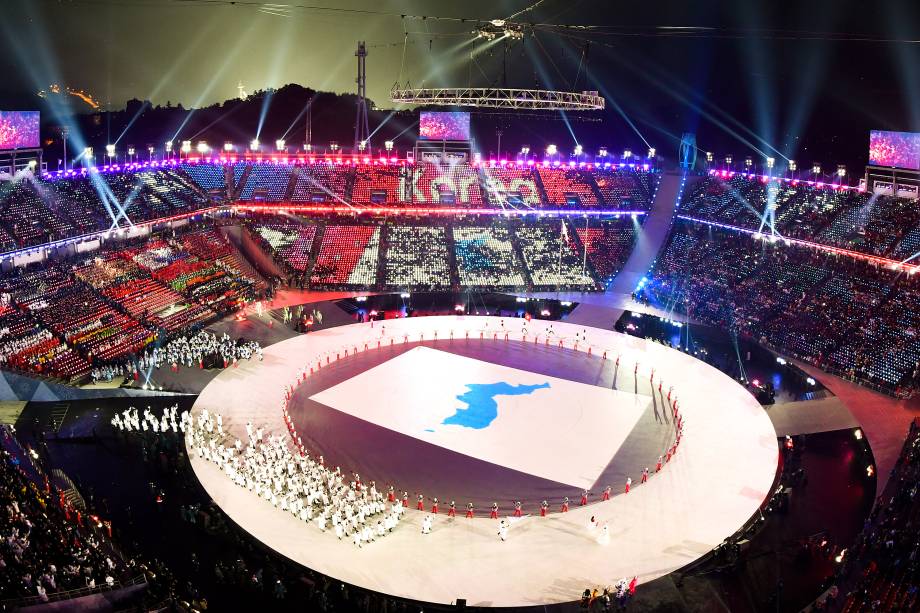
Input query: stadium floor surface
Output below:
<box><xmin>189</xmin><ymin>316</ymin><xmax>779</xmax><ymax>606</ymax></box>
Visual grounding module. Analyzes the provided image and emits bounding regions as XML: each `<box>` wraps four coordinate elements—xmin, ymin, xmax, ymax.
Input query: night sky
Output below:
<box><xmin>0</xmin><ymin>0</ymin><xmax>918</xmax><ymax>165</ymax></box>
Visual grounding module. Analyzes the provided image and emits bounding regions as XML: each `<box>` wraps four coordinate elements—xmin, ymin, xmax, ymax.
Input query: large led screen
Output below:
<box><xmin>869</xmin><ymin>130</ymin><xmax>920</xmax><ymax>170</ymax></box>
<box><xmin>0</xmin><ymin>111</ymin><xmax>40</xmax><ymax>150</ymax></box>
<box><xmin>419</xmin><ymin>111</ymin><xmax>470</xmax><ymax>141</ymax></box>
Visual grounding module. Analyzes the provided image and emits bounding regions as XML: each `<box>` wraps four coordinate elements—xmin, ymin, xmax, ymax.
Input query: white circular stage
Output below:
<box><xmin>189</xmin><ymin>316</ymin><xmax>778</xmax><ymax>607</ymax></box>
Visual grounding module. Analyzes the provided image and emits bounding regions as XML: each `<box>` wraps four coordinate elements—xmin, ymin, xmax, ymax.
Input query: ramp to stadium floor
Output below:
<box><xmin>522</xmin><ymin>169</ymin><xmax>686</xmax><ymax>327</ymax></box>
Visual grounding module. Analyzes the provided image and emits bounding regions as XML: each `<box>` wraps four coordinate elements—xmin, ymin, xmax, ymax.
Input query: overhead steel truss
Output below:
<box><xmin>390</xmin><ymin>87</ymin><xmax>605</xmax><ymax>111</ymax></box>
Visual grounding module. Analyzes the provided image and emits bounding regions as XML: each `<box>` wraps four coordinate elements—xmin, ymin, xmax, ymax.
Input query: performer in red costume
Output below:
<box><xmin>490</xmin><ymin>502</ymin><xmax>499</xmax><ymax>519</ymax></box>
<box><xmin>540</xmin><ymin>500</ymin><xmax>549</xmax><ymax>516</ymax></box>
<box><xmin>625</xmin><ymin>477</ymin><xmax>632</xmax><ymax>494</ymax></box>
<box><xmin>641</xmin><ymin>467</ymin><xmax>649</xmax><ymax>483</ymax></box>
<box><xmin>602</xmin><ymin>485</ymin><xmax>611</xmax><ymax>501</ymax></box>
<box><xmin>561</xmin><ymin>496</ymin><xmax>570</xmax><ymax>512</ymax></box>
<box><xmin>513</xmin><ymin>500</ymin><xmax>522</xmax><ymax>517</ymax></box>
<box><xmin>417</xmin><ymin>494</ymin><xmax>424</xmax><ymax>511</ymax></box>
<box><xmin>580</xmin><ymin>489</ymin><xmax>589</xmax><ymax>506</ymax></box>
<box><xmin>466</xmin><ymin>502</ymin><xmax>475</xmax><ymax>519</ymax></box>
<box><xmin>431</xmin><ymin>497</ymin><xmax>439</xmax><ymax>514</ymax></box>
<box><xmin>447</xmin><ymin>500</ymin><xmax>456</xmax><ymax>517</ymax></box>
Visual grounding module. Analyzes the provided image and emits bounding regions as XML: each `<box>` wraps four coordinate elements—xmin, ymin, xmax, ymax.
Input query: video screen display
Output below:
<box><xmin>419</xmin><ymin>111</ymin><xmax>470</xmax><ymax>141</ymax></box>
<box><xmin>0</xmin><ymin>111</ymin><xmax>40</xmax><ymax>150</ymax></box>
<box><xmin>869</xmin><ymin>130</ymin><xmax>920</xmax><ymax>170</ymax></box>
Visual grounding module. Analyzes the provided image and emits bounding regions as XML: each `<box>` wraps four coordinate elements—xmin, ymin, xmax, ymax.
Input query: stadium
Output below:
<box><xmin>0</xmin><ymin>1</ymin><xmax>919</xmax><ymax>611</ymax></box>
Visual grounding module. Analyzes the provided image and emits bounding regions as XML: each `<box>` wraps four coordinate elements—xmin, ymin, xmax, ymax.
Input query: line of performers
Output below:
<box><xmin>385</xmin><ymin>397</ymin><xmax>684</xmax><ymax>520</ymax></box>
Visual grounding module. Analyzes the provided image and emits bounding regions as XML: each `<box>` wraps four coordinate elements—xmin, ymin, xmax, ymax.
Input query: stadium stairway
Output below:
<box><xmin>521</xmin><ymin>170</ymin><xmax>686</xmax><ymax>328</ymax></box>
<box><xmin>607</xmin><ymin>169</ymin><xmax>686</xmax><ymax>295</ymax></box>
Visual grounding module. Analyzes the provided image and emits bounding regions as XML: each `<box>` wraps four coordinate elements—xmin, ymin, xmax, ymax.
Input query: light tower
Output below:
<box><xmin>354</xmin><ymin>41</ymin><xmax>370</xmax><ymax>153</ymax></box>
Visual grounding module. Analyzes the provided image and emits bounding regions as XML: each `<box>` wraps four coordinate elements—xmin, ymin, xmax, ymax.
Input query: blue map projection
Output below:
<box><xmin>441</xmin><ymin>381</ymin><xmax>551</xmax><ymax>429</ymax></box>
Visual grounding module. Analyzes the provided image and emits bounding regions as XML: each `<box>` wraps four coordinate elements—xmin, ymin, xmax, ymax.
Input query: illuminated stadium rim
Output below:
<box><xmin>390</xmin><ymin>87</ymin><xmax>605</xmax><ymax>111</ymax></box>
<box><xmin>41</xmin><ymin>156</ymin><xmax>654</xmax><ymax>182</ymax></box>
<box><xmin>233</xmin><ymin>203</ymin><xmax>648</xmax><ymax>217</ymax></box>
<box><xmin>707</xmin><ymin>169</ymin><xmax>863</xmax><ymax>192</ymax></box>
<box><xmin>678</xmin><ymin>214</ymin><xmax>920</xmax><ymax>275</ymax></box>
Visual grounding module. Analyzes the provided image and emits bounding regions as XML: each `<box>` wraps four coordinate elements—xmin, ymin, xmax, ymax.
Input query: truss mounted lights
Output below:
<box><xmin>598</xmin><ymin>147</ymin><xmax>608</xmax><ymax>157</ymax></box>
<box><xmin>789</xmin><ymin>160</ymin><xmax>797</xmax><ymax>172</ymax></box>
<box><xmin>250</xmin><ymin>139</ymin><xmax>260</xmax><ymax>152</ymax></box>
<box><xmin>330</xmin><ymin>142</ymin><xmax>340</xmax><ymax>152</ymax></box>
<box><xmin>623</xmin><ymin>149</ymin><xmax>632</xmax><ymax>159</ymax></box>
<box><xmin>390</xmin><ymin>87</ymin><xmax>604</xmax><ymax>111</ymax></box>
<box><xmin>275</xmin><ymin>139</ymin><xmax>286</xmax><ymax>152</ymax></box>
<box><xmin>812</xmin><ymin>163</ymin><xmax>822</xmax><ymax>175</ymax></box>
<box><xmin>766</xmin><ymin>157</ymin><xmax>775</xmax><ymax>169</ymax></box>
<box><xmin>744</xmin><ymin>156</ymin><xmax>753</xmax><ymax>169</ymax></box>
<box><xmin>546</xmin><ymin>144</ymin><xmax>557</xmax><ymax>156</ymax></box>
<box><xmin>181</xmin><ymin>141</ymin><xmax>192</xmax><ymax>155</ymax></box>
<box><xmin>573</xmin><ymin>144</ymin><xmax>583</xmax><ymax>156</ymax></box>
<box><xmin>521</xmin><ymin>146</ymin><xmax>530</xmax><ymax>155</ymax></box>
<box><xmin>358</xmin><ymin>140</ymin><xmax>367</xmax><ymax>152</ymax></box>
<box><xmin>384</xmin><ymin>140</ymin><xmax>394</xmax><ymax>152</ymax></box>
<box><xmin>197</xmin><ymin>141</ymin><xmax>209</xmax><ymax>154</ymax></box>
<box><xmin>836</xmin><ymin>164</ymin><xmax>847</xmax><ymax>178</ymax></box>
<box><xmin>105</xmin><ymin>144</ymin><xmax>116</xmax><ymax>158</ymax></box>
<box><xmin>304</xmin><ymin>143</ymin><xmax>312</xmax><ymax>152</ymax></box>
<box><xmin>224</xmin><ymin>142</ymin><xmax>234</xmax><ymax>152</ymax></box>
<box><xmin>127</xmin><ymin>146</ymin><xmax>136</xmax><ymax>157</ymax></box>
<box><xmin>164</xmin><ymin>141</ymin><xmax>173</xmax><ymax>153</ymax></box>
<box><xmin>647</xmin><ymin>147</ymin><xmax>656</xmax><ymax>159</ymax></box>
<box><xmin>725</xmin><ymin>155</ymin><xmax>733</xmax><ymax>166</ymax></box>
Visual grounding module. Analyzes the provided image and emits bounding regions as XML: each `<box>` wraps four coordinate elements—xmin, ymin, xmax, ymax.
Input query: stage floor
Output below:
<box><xmin>189</xmin><ymin>316</ymin><xmax>778</xmax><ymax>607</ymax></box>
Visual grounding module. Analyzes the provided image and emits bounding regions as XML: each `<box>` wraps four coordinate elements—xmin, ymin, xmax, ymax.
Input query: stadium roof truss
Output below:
<box><xmin>390</xmin><ymin>87</ymin><xmax>605</xmax><ymax>111</ymax></box>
